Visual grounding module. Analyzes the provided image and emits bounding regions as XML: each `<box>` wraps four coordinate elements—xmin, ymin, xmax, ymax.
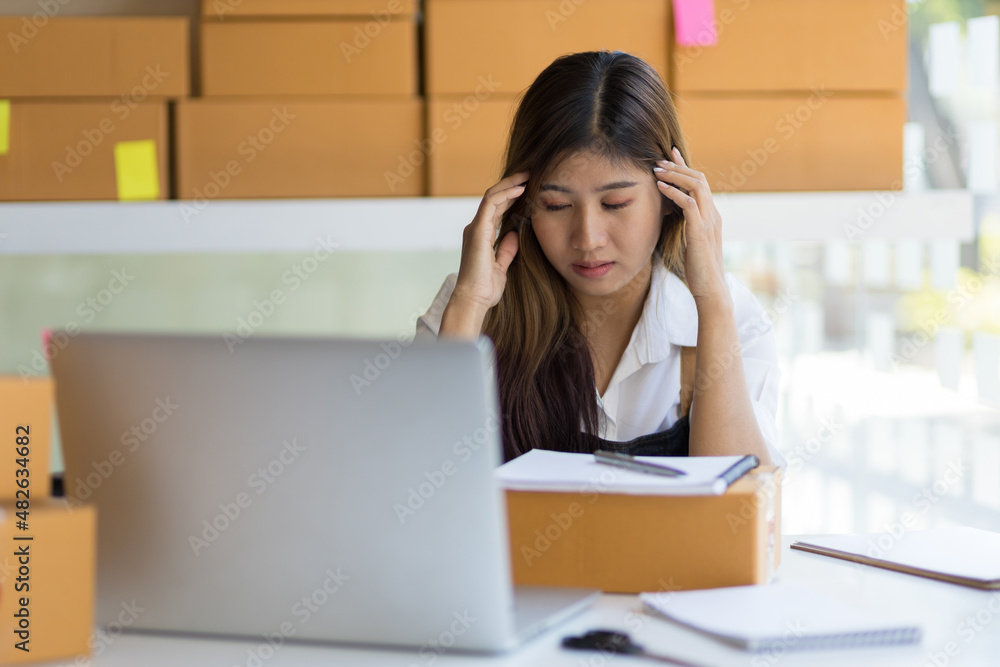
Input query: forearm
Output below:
<box><xmin>438</xmin><ymin>296</ymin><xmax>488</xmax><ymax>341</ymax></box>
<box><xmin>687</xmin><ymin>296</ymin><xmax>772</xmax><ymax>465</ymax></box>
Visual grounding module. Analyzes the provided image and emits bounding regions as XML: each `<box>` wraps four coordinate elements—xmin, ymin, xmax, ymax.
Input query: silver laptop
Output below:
<box><xmin>51</xmin><ymin>331</ymin><xmax>599</xmax><ymax>653</ymax></box>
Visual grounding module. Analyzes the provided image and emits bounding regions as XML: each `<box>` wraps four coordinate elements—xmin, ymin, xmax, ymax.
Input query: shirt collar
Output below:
<box><xmin>633</xmin><ymin>253</ymin><xmax>699</xmax><ymax>365</ymax></box>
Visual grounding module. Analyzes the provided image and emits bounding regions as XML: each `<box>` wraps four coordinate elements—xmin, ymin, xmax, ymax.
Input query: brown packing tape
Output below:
<box><xmin>201</xmin><ymin>0</ymin><xmax>419</xmax><ymax>19</ymax></box>
<box><xmin>505</xmin><ymin>466</ymin><xmax>782</xmax><ymax>594</ymax></box>
<box><xmin>0</xmin><ymin>377</ymin><xmax>52</xmax><ymax>501</ymax></box>
<box><xmin>0</xmin><ymin>498</ymin><xmax>96</xmax><ymax>664</ymax></box>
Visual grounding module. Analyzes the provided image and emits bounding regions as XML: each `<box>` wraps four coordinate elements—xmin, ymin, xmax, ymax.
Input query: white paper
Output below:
<box><xmin>967</xmin><ymin>121</ymin><xmax>998</xmax><ymax>193</ymax></box>
<box><xmin>792</xmin><ymin>527</ymin><xmax>1000</xmax><ymax>584</ymax></box>
<box><xmin>973</xmin><ymin>331</ymin><xmax>1000</xmax><ymax>404</ymax></box>
<box><xmin>495</xmin><ymin>449</ymin><xmax>754</xmax><ymax>495</ymax></box>
<box><xmin>928</xmin><ymin>21</ymin><xmax>962</xmax><ymax>97</ymax></box>
<box><xmin>936</xmin><ymin>326</ymin><xmax>963</xmax><ymax>390</ymax></box>
<box><xmin>894</xmin><ymin>239</ymin><xmax>924</xmax><ymax>290</ymax></box>
<box><xmin>930</xmin><ymin>240</ymin><xmax>960</xmax><ymax>290</ymax></box>
<box><xmin>968</xmin><ymin>15</ymin><xmax>1000</xmax><ymax>91</ymax></box>
<box><xmin>640</xmin><ymin>581</ymin><xmax>920</xmax><ymax>651</ymax></box>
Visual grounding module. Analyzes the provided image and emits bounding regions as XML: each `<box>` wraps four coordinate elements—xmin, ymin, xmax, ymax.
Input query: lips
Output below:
<box><xmin>573</xmin><ymin>261</ymin><xmax>613</xmax><ymax>268</ymax></box>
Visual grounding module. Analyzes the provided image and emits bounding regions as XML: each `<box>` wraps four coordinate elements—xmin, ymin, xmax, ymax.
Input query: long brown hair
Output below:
<box><xmin>482</xmin><ymin>50</ymin><xmax>690</xmax><ymax>462</ymax></box>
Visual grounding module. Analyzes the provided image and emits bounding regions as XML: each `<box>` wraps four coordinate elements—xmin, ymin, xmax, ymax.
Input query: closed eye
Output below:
<box><xmin>544</xmin><ymin>202</ymin><xmax>631</xmax><ymax>212</ymax></box>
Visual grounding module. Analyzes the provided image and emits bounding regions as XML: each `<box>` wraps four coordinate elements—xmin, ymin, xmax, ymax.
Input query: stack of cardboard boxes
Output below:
<box><xmin>0</xmin><ymin>376</ymin><xmax>96</xmax><ymax>663</ymax></box>
<box><xmin>424</xmin><ymin>0</ymin><xmax>673</xmax><ymax>195</ymax></box>
<box><xmin>0</xmin><ymin>17</ymin><xmax>188</xmax><ymax>201</ymax></box>
<box><xmin>672</xmin><ymin>0</ymin><xmax>908</xmax><ymax>192</ymax></box>
<box><xmin>176</xmin><ymin>0</ymin><xmax>423</xmax><ymax>199</ymax></box>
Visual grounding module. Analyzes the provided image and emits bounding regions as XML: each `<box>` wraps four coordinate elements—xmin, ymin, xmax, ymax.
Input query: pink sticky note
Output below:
<box><xmin>673</xmin><ymin>0</ymin><xmax>718</xmax><ymax>47</ymax></box>
<box><xmin>41</xmin><ymin>327</ymin><xmax>52</xmax><ymax>360</ymax></box>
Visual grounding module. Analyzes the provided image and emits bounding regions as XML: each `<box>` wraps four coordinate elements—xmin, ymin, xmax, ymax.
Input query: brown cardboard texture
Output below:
<box><xmin>672</xmin><ymin>0</ymin><xmax>907</xmax><ymax>92</ymax></box>
<box><xmin>0</xmin><ymin>101</ymin><xmax>169</xmax><ymax>202</ymax></box>
<box><xmin>176</xmin><ymin>97</ymin><xmax>423</xmax><ymax>199</ymax></box>
<box><xmin>0</xmin><ymin>498</ymin><xmax>96</xmax><ymax>664</ymax></box>
<box><xmin>674</xmin><ymin>92</ymin><xmax>905</xmax><ymax>192</ymax></box>
<box><xmin>427</xmin><ymin>95</ymin><xmax>520</xmax><ymax>196</ymax></box>
<box><xmin>506</xmin><ymin>466</ymin><xmax>782</xmax><ymax>593</ymax></box>
<box><xmin>0</xmin><ymin>377</ymin><xmax>52</xmax><ymax>501</ymax></box>
<box><xmin>201</xmin><ymin>21</ymin><xmax>416</xmax><ymax>96</ymax></box>
<box><xmin>201</xmin><ymin>0</ymin><xmax>418</xmax><ymax>18</ymax></box>
<box><xmin>425</xmin><ymin>0</ymin><xmax>671</xmax><ymax>95</ymax></box>
<box><xmin>0</xmin><ymin>17</ymin><xmax>189</xmax><ymax>98</ymax></box>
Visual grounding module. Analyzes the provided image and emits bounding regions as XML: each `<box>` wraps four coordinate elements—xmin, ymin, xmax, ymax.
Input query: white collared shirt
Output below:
<box><xmin>414</xmin><ymin>259</ymin><xmax>785</xmax><ymax>468</ymax></box>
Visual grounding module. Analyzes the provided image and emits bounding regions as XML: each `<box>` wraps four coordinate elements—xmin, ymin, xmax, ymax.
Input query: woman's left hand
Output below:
<box><xmin>654</xmin><ymin>146</ymin><xmax>730</xmax><ymax>310</ymax></box>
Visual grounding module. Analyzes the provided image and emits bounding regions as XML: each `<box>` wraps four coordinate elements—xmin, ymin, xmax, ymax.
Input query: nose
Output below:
<box><xmin>570</xmin><ymin>204</ymin><xmax>607</xmax><ymax>253</ymax></box>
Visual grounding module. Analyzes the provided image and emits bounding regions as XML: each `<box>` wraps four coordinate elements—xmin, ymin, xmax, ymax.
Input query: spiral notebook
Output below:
<box><xmin>640</xmin><ymin>582</ymin><xmax>922</xmax><ymax>651</ymax></box>
<box><xmin>496</xmin><ymin>450</ymin><xmax>759</xmax><ymax>495</ymax></box>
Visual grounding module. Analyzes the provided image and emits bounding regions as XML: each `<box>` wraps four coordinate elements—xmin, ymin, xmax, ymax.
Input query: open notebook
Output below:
<box><xmin>640</xmin><ymin>582</ymin><xmax>922</xmax><ymax>652</ymax></box>
<box><xmin>495</xmin><ymin>450</ymin><xmax>759</xmax><ymax>495</ymax></box>
<box><xmin>791</xmin><ymin>526</ymin><xmax>1000</xmax><ymax>590</ymax></box>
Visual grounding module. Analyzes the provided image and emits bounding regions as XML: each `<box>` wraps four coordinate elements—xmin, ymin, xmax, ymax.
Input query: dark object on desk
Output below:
<box><xmin>594</xmin><ymin>450</ymin><xmax>687</xmax><ymax>477</ymax></box>
<box><xmin>562</xmin><ymin>629</ymin><xmax>709</xmax><ymax>666</ymax></box>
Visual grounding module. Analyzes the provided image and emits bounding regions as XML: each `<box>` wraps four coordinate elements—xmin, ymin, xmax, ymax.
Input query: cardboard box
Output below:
<box><xmin>427</xmin><ymin>95</ymin><xmax>520</xmax><ymax>196</ymax></box>
<box><xmin>674</xmin><ymin>92</ymin><xmax>905</xmax><ymax>192</ymax></box>
<box><xmin>0</xmin><ymin>377</ymin><xmax>52</xmax><ymax>501</ymax></box>
<box><xmin>0</xmin><ymin>17</ymin><xmax>189</xmax><ymax>98</ymax></box>
<box><xmin>506</xmin><ymin>467</ymin><xmax>781</xmax><ymax>593</ymax></box>
<box><xmin>672</xmin><ymin>0</ymin><xmax>907</xmax><ymax>92</ymax></box>
<box><xmin>201</xmin><ymin>21</ymin><xmax>417</xmax><ymax>96</ymax></box>
<box><xmin>425</xmin><ymin>0</ymin><xmax>671</xmax><ymax>95</ymax></box>
<box><xmin>0</xmin><ymin>497</ymin><xmax>96</xmax><ymax>664</ymax></box>
<box><xmin>201</xmin><ymin>0</ymin><xmax>418</xmax><ymax>19</ymax></box>
<box><xmin>176</xmin><ymin>97</ymin><xmax>424</xmax><ymax>199</ymax></box>
<box><xmin>0</xmin><ymin>101</ymin><xmax>169</xmax><ymax>202</ymax></box>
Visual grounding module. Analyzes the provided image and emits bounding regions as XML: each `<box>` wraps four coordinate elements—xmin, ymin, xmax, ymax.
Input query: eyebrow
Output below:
<box><xmin>539</xmin><ymin>181</ymin><xmax>638</xmax><ymax>194</ymax></box>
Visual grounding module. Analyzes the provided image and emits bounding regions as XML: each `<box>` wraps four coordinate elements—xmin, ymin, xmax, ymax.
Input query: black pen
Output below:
<box><xmin>593</xmin><ymin>450</ymin><xmax>687</xmax><ymax>477</ymax></box>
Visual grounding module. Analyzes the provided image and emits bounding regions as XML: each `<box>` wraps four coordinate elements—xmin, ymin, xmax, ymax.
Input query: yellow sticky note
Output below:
<box><xmin>114</xmin><ymin>140</ymin><xmax>160</xmax><ymax>201</ymax></box>
<box><xmin>0</xmin><ymin>100</ymin><xmax>10</xmax><ymax>156</ymax></box>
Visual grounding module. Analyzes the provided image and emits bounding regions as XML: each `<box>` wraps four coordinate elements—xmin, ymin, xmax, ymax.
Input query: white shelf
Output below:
<box><xmin>0</xmin><ymin>190</ymin><xmax>975</xmax><ymax>255</ymax></box>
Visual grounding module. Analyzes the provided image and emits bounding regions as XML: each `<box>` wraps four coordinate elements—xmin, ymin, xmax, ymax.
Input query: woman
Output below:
<box><xmin>415</xmin><ymin>50</ymin><xmax>783</xmax><ymax>468</ymax></box>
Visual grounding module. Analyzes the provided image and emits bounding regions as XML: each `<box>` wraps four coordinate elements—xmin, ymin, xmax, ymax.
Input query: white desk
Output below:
<box><xmin>42</xmin><ymin>535</ymin><xmax>1000</xmax><ymax>667</ymax></box>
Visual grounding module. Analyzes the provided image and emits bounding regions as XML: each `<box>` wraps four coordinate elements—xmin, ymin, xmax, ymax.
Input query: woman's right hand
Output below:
<box><xmin>450</xmin><ymin>171</ymin><xmax>530</xmax><ymax>313</ymax></box>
